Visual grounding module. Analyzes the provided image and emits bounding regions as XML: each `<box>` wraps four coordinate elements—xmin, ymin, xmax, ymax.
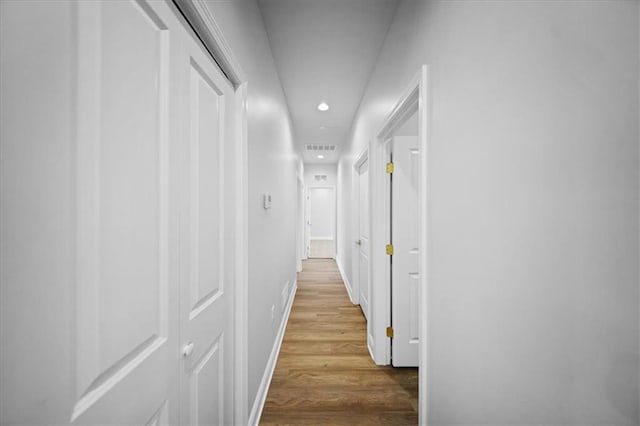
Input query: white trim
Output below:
<box><xmin>418</xmin><ymin>66</ymin><xmax>430</xmax><ymax>426</ymax></box>
<box><xmin>234</xmin><ymin>82</ymin><xmax>249</xmax><ymax>426</ymax></box>
<box><xmin>309</xmin><ymin>237</ymin><xmax>333</xmax><ymax>241</ymax></box>
<box><xmin>248</xmin><ymin>280</ymin><xmax>298</xmax><ymax>426</ymax></box>
<box><xmin>367</xmin><ymin>340</ymin><xmax>375</xmax><ymax>362</ymax></box>
<box><xmin>296</xmin><ymin>174</ymin><xmax>305</xmax><ymax>272</ymax></box>
<box><xmin>173</xmin><ymin>0</ymin><xmax>246</xmax><ymax>86</ymax></box>
<box><xmin>354</xmin><ymin>146</ymin><xmax>369</xmax><ymax>170</ymax></box>
<box><xmin>372</xmin><ymin>66</ymin><xmax>429</xmax><ymax>424</ymax></box>
<box><xmin>336</xmin><ymin>256</ymin><xmax>355</xmax><ymax>305</ymax></box>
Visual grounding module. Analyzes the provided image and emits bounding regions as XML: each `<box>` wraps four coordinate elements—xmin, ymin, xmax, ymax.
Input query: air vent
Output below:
<box><xmin>305</xmin><ymin>144</ymin><xmax>336</xmax><ymax>152</ymax></box>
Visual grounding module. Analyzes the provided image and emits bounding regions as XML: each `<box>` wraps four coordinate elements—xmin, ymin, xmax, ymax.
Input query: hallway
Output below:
<box><xmin>260</xmin><ymin>259</ymin><xmax>418</xmax><ymax>425</ymax></box>
<box><xmin>1</xmin><ymin>1</ymin><xmax>639</xmax><ymax>424</ymax></box>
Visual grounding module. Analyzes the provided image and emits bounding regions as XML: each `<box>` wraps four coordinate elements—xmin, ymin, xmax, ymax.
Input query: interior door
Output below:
<box><xmin>391</xmin><ymin>136</ymin><xmax>420</xmax><ymax>367</ymax></box>
<box><xmin>178</xmin><ymin>18</ymin><xmax>236</xmax><ymax>426</ymax></box>
<box><xmin>307</xmin><ymin>187</ymin><xmax>335</xmax><ymax>258</ymax></box>
<box><xmin>358</xmin><ymin>160</ymin><xmax>370</xmax><ymax>320</ymax></box>
<box><xmin>72</xmin><ymin>1</ymin><xmax>179</xmax><ymax>423</ymax></box>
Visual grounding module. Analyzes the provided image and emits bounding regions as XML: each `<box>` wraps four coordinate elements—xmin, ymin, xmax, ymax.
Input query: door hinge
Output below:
<box><xmin>386</xmin><ymin>162</ymin><xmax>394</xmax><ymax>174</ymax></box>
<box><xmin>386</xmin><ymin>244</ymin><xmax>394</xmax><ymax>255</ymax></box>
<box><xmin>386</xmin><ymin>326</ymin><xmax>394</xmax><ymax>338</ymax></box>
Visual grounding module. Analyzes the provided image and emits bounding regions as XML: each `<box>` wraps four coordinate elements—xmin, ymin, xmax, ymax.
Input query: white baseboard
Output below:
<box><xmin>336</xmin><ymin>256</ymin><xmax>355</xmax><ymax>304</ymax></box>
<box><xmin>367</xmin><ymin>333</ymin><xmax>376</xmax><ymax>364</ymax></box>
<box><xmin>247</xmin><ymin>279</ymin><xmax>298</xmax><ymax>426</ymax></box>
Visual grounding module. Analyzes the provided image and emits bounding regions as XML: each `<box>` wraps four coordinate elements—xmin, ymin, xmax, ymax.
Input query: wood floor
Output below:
<box><xmin>260</xmin><ymin>259</ymin><xmax>418</xmax><ymax>425</ymax></box>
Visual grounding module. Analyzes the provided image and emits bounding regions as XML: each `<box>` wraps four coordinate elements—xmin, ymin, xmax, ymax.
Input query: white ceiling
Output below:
<box><xmin>258</xmin><ymin>0</ymin><xmax>399</xmax><ymax>164</ymax></box>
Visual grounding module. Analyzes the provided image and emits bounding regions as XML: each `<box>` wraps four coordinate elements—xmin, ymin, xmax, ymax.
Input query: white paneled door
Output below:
<box><xmin>390</xmin><ymin>136</ymin><xmax>420</xmax><ymax>367</ymax></box>
<box><xmin>0</xmin><ymin>1</ymin><xmax>237</xmax><ymax>424</ymax></box>
<box><xmin>73</xmin><ymin>1</ymin><xmax>178</xmax><ymax>423</ymax></box>
<box><xmin>178</xmin><ymin>15</ymin><xmax>235</xmax><ymax>426</ymax></box>
<box><xmin>357</xmin><ymin>160</ymin><xmax>370</xmax><ymax>320</ymax></box>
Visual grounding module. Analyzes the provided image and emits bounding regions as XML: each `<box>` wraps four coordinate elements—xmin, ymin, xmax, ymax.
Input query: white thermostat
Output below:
<box><xmin>263</xmin><ymin>194</ymin><xmax>272</xmax><ymax>209</ymax></box>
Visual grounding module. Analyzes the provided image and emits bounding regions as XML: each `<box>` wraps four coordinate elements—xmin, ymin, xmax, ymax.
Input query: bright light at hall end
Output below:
<box><xmin>317</xmin><ymin>154</ymin><xmax>325</xmax><ymax>159</ymax></box>
<box><xmin>317</xmin><ymin>102</ymin><xmax>329</xmax><ymax>111</ymax></box>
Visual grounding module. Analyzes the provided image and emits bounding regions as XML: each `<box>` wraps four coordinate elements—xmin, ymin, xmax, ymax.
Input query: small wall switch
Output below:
<box><xmin>263</xmin><ymin>193</ymin><xmax>272</xmax><ymax>209</ymax></box>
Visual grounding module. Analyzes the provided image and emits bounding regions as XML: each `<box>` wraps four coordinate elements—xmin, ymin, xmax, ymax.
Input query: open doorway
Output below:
<box><xmin>306</xmin><ymin>185</ymin><xmax>336</xmax><ymax>258</ymax></box>
<box><xmin>367</xmin><ymin>66</ymin><xmax>429</xmax><ymax>423</ymax></box>
<box><xmin>386</xmin><ymin>118</ymin><xmax>420</xmax><ymax>367</ymax></box>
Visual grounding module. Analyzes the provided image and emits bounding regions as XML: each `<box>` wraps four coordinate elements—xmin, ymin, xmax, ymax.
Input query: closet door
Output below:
<box><xmin>176</xmin><ymin>16</ymin><xmax>237</xmax><ymax>426</ymax></box>
<box><xmin>1</xmin><ymin>1</ymin><xmax>238</xmax><ymax>424</ymax></box>
<box><xmin>72</xmin><ymin>0</ymin><xmax>180</xmax><ymax>423</ymax></box>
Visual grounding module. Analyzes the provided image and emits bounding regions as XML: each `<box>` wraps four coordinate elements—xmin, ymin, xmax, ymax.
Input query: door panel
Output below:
<box><xmin>358</xmin><ymin>160</ymin><xmax>370</xmax><ymax>320</ymax></box>
<box><xmin>98</xmin><ymin>0</ymin><xmax>166</xmax><ymax>373</ymax></box>
<box><xmin>391</xmin><ymin>136</ymin><xmax>420</xmax><ymax>367</ymax></box>
<box><xmin>73</xmin><ymin>0</ymin><xmax>174</xmax><ymax>423</ymax></box>
<box><xmin>189</xmin><ymin>337</ymin><xmax>223</xmax><ymax>425</ymax></box>
<box><xmin>179</xmin><ymin>23</ymin><xmax>235</xmax><ymax>426</ymax></box>
<box><xmin>189</xmin><ymin>60</ymin><xmax>224</xmax><ymax>316</ymax></box>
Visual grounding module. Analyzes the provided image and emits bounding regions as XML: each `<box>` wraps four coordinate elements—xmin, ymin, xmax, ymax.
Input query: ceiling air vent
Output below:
<box><xmin>305</xmin><ymin>144</ymin><xmax>336</xmax><ymax>152</ymax></box>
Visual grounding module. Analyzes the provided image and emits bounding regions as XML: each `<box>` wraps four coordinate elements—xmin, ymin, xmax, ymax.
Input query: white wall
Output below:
<box><xmin>202</xmin><ymin>0</ymin><xmax>301</xmax><ymax>415</ymax></box>
<box><xmin>337</xmin><ymin>155</ymin><xmax>354</xmax><ymax>285</ymax></box>
<box><xmin>304</xmin><ymin>163</ymin><xmax>337</xmax><ymax>186</ymax></box>
<box><xmin>0</xmin><ymin>3</ymin><xmax>76</xmax><ymax>422</ymax></box>
<box><xmin>338</xmin><ymin>1</ymin><xmax>640</xmax><ymax>424</ymax></box>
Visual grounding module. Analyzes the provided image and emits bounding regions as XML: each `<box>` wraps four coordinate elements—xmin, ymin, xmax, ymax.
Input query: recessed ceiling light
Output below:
<box><xmin>317</xmin><ymin>154</ymin><xmax>325</xmax><ymax>159</ymax></box>
<box><xmin>317</xmin><ymin>102</ymin><xmax>329</xmax><ymax>111</ymax></box>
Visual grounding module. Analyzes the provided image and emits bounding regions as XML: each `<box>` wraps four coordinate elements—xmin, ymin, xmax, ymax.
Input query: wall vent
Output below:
<box><xmin>305</xmin><ymin>144</ymin><xmax>336</xmax><ymax>152</ymax></box>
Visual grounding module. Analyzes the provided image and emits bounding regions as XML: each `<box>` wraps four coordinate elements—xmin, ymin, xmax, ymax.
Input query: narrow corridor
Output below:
<box><xmin>260</xmin><ymin>259</ymin><xmax>418</xmax><ymax>425</ymax></box>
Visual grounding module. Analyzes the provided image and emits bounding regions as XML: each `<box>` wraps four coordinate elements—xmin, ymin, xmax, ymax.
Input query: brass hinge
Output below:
<box><xmin>386</xmin><ymin>244</ymin><xmax>394</xmax><ymax>256</ymax></box>
<box><xmin>386</xmin><ymin>326</ymin><xmax>394</xmax><ymax>338</ymax></box>
<box><xmin>386</xmin><ymin>162</ymin><xmax>394</xmax><ymax>174</ymax></box>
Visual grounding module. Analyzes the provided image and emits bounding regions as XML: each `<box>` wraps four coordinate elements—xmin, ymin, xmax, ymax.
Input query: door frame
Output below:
<box><xmin>305</xmin><ymin>185</ymin><xmax>337</xmax><ymax>259</ymax></box>
<box><xmin>350</xmin><ymin>148</ymin><xmax>369</xmax><ymax>305</ymax></box>
<box><xmin>369</xmin><ymin>65</ymin><xmax>429</xmax><ymax>424</ymax></box>
<box><xmin>172</xmin><ymin>1</ymin><xmax>248</xmax><ymax>424</ymax></box>
<box><xmin>296</xmin><ymin>173</ymin><xmax>305</xmax><ymax>270</ymax></box>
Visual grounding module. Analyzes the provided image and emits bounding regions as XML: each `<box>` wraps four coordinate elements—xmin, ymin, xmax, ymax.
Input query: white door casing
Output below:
<box><xmin>390</xmin><ymin>136</ymin><xmax>420</xmax><ymax>367</ymax></box>
<box><xmin>296</xmin><ymin>176</ymin><xmax>305</xmax><ymax>270</ymax></box>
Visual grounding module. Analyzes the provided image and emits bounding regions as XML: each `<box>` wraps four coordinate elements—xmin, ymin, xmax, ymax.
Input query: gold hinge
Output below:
<box><xmin>386</xmin><ymin>162</ymin><xmax>394</xmax><ymax>174</ymax></box>
<box><xmin>386</xmin><ymin>326</ymin><xmax>394</xmax><ymax>338</ymax></box>
<box><xmin>386</xmin><ymin>244</ymin><xmax>394</xmax><ymax>256</ymax></box>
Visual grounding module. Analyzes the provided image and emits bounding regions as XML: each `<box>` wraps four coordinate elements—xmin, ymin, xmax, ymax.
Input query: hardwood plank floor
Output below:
<box><xmin>260</xmin><ymin>259</ymin><xmax>418</xmax><ymax>426</ymax></box>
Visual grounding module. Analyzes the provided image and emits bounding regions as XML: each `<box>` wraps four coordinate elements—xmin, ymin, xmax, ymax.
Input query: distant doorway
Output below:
<box><xmin>306</xmin><ymin>186</ymin><xmax>336</xmax><ymax>258</ymax></box>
